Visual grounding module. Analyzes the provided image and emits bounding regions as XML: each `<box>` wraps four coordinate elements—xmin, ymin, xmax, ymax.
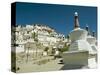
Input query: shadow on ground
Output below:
<box><xmin>60</xmin><ymin>65</ymin><xmax>85</xmax><ymax>70</ymax></box>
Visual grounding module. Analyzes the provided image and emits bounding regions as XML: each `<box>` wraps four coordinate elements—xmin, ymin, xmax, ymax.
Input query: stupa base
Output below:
<box><xmin>62</xmin><ymin>50</ymin><xmax>88</xmax><ymax>66</ymax></box>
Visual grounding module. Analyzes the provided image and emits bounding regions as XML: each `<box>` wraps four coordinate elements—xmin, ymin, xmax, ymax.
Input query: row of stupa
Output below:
<box><xmin>62</xmin><ymin>12</ymin><xmax>97</xmax><ymax>69</ymax></box>
<box><xmin>69</xmin><ymin>12</ymin><xmax>97</xmax><ymax>55</ymax></box>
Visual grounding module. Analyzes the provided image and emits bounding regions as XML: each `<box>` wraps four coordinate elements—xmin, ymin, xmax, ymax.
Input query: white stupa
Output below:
<box><xmin>62</xmin><ymin>12</ymin><xmax>97</xmax><ymax>69</ymax></box>
<box><xmin>85</xmin><ymin>26</ymin><xmax>97</xmax><ymax>54</ymax></box>
<box><xmin>85</xmin><ymin>26</ymin><xmax>97</xmax><ymax>68</ymax></box>
<box><xmin>69</xmin><ymin>12</ymin><xmax>93</xmax><ymax>54</ymax></box>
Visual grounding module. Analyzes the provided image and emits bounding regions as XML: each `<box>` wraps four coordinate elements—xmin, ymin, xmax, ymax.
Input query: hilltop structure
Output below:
<box><xmin>11</xmin><ymin>24</ymin><xmax>66</xmax><ymax>53</ymax></box>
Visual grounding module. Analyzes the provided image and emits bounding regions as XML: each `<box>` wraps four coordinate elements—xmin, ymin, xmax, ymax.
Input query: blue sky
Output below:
<box><xmin>16</xmin><ymin>2</ymin><xmax>97</xmax><ymax>36</ymax></box>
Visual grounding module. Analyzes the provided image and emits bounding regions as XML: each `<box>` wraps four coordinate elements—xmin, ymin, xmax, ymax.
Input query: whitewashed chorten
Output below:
<box><xmin>68</xmin><ymin>12</ymin><xmax>94</xmax><ymax>54</ymax></box>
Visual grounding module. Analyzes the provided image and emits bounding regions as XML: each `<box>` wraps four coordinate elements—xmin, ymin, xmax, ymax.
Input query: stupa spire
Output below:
<box><xmin>92</xmin><ymin>31</ymin><xmax>95</xmax><ymax>37</ymax></box>
<box><xmin>85</xmin><ymin>25</ymin><xmax>89</xmax><ymax>31</ymax></box>
<box><xmin>85</xmin><ymin>24</ymin><xmax>90</xmax><ymax>35</ymax></box>
<box><xmin>74</xmin><ymin>12</ymin><xmax>80</xmax><ymax>29</ymax></box>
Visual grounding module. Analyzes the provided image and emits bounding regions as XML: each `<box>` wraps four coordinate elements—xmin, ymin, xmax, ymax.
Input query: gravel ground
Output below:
<box><xmin>15</xmin><ymin>56</ymin><xmax>97</xmax><ymax>73</ymax></box>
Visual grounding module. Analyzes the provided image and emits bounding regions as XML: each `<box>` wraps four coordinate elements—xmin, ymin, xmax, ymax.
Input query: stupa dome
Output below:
<box><xmin>69</xmin><ymin>28</ymin><xmax>88</xmax><ymax>42</ymax></box>
<box><xmin>87</xmin><ymin>35</ymin><xmax>96</xmax><ymax>45</ymax></box>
